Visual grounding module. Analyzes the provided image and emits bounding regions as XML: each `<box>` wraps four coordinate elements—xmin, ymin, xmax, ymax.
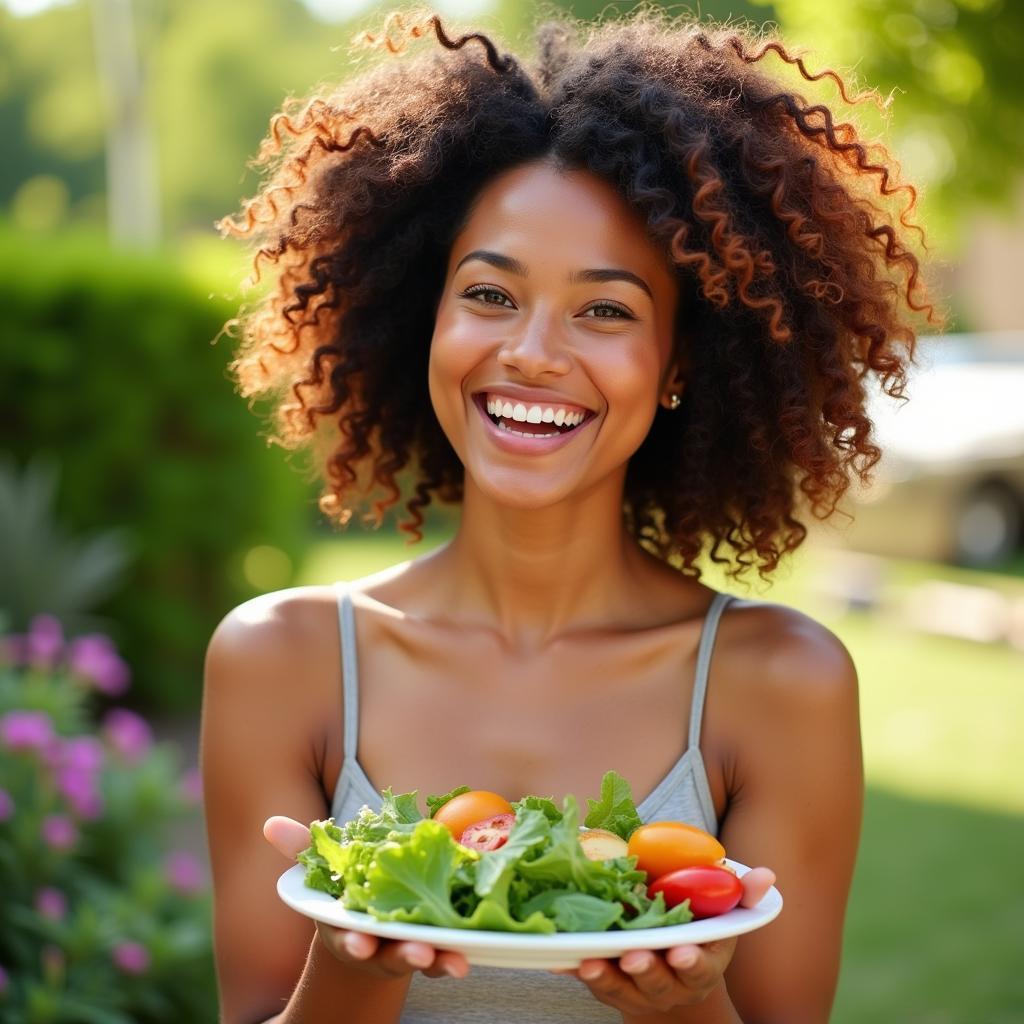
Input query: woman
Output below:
<box><xmin>202</xmin><ymin>8</ymin><xmax>937</xmax><ymax>1023</ymax></box>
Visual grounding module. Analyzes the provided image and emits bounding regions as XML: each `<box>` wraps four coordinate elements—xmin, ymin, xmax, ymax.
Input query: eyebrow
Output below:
<box><xmin>454</xmin><ymin>249</ymin><xmax>654</xmax><ymax>300</ymax></box>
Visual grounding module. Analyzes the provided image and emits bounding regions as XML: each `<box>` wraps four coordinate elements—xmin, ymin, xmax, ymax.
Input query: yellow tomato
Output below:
<box><xmin>432</xmin><ymin>791</ymin><xmax>513</xmax><ymax>842</ymax></box>
<box><xmin>627</xmin><ymin>821</ymin><xmax>726</xmax><ymax>879</ymax></box>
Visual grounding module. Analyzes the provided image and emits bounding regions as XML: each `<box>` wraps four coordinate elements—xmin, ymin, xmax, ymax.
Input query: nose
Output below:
<box><xmin>496</xmin><ymin>310</ymin><xmax>572</xmax><ymax>379</ymax></box>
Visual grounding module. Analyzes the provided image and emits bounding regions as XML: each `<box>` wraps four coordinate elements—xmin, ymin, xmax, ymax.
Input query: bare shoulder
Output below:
<box><xmin>205</xmin><ymin>584</ymin><xmax>341</xmax><ymax>687</ymax></box>
<box><xmin>718</xmin><ymin>598</ymin><xmax>859</xmax><ymax>720</ymax></box>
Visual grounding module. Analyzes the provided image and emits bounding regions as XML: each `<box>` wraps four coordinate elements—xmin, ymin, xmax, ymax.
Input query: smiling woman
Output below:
<box><xmin>204</xmin><ymin>6</ymin><xmax>940</xmax><ymax>1024</ymax></box>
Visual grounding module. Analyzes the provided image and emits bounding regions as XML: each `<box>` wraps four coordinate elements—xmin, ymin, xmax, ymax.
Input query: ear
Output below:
<box><xmin>659</xmin><ymin>361</ymin><xmax>686</xmax><ymax>409</ymax></box>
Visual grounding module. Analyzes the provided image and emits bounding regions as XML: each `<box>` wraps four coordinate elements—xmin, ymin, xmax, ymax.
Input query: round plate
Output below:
<box><xmin>277</xmin><ymin>860</ymin><xmax>782</xmax><ymax>970</ymax></box>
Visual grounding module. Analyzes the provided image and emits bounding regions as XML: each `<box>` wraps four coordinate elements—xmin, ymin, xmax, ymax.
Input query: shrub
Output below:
<box><xmin>0</xmin><ymin>615</ymin><xmax>217</xmax><ymax>1023</ymax></box>
<box><xmin>0</xmin><ymin>227</ymin><xmax>315</xmax><ymax>711</ymax></box>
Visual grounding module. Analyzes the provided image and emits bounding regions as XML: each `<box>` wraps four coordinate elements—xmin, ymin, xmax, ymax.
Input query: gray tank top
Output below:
<box><xmin>329</xmin><ymin>585</ymin><xmax>733</xmax><ymax>1024</ymax></box>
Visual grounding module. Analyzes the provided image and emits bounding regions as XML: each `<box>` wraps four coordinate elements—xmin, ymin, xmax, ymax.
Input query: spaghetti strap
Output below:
<box><xmin>335</xmin><ymin>583</ymin><xmax>360</xmax><ymax>759</ymax></box>
<box><xmin>687</xmin><ymin>592</ymin><xmax>733</xmax><ymax>751</ymax></box>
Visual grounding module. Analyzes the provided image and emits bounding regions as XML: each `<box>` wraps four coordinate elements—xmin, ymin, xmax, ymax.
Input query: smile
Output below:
<box><xmin>471</xmin><ymin>392</ymin><xmax>596</xmax><ymax>451</ymax></box>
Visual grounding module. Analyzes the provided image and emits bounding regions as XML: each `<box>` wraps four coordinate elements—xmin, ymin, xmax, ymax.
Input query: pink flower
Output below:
<box><xmin>67</xmin><ymin>634</ymin><xmax>130</xmax><ymax>696</ymax></box>
<box><xmin>47</xmin><ymin>736</ymin><xmax>105</xmax><ymax>819</ymax></box>
<box><xmin>56</xmin><ymin>767</ymin><xmax>104</xmax><ymax>819</ymax></box>
<box><xmin>35</xmin><ymin>887</ymin><xmax>67</xmax><ymax>921</ymax></box>
<box><xmin>1</xmin><ymin>710</ymin><xmax>55</xmax><ymax>752</ymax></box>
<box><xmin>112</xmin><ymin>940</ymin><xmax>150</xmax><ymax>975</ymax></box>
<box><xmin>165</xmin><ymin>850</ymin><xmax>205</xmax><ymax>894</ymax></box>
<box><xmin>26</xmin><ymin>615</ymin><xmax>64</xmax><ymax>667</ymax></box>
<box><xmin>0</xmin><ymin>788</ymin><xmax>13</xmax><ymax>822</ymax></box>
<box><xmin>41</xmin><ymin>814</ymin><xmax>77</xmax><ymax>851</ymax></box>
<box><xmin>102</xmin><ymin>709</ymin><xmax>152</xmax><ymax>763</ymax></box>
<box><xmin>178</xmin><ymin>767</ymin><xmax>203</xmax><ymax>806</ymax></box>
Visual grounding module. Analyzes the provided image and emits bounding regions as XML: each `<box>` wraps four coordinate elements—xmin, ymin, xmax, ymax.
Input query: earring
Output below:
<box><xmin>668</xmin><ymin>393</ymin><xmax>681</xmax><ymax>410</ymax></box>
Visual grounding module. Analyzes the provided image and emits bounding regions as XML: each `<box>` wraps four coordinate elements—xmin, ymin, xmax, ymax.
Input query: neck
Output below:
<box><xmin>434</xmin><ymin>475</ymin><xmax>649</xmax><ymax>649</ymax></box>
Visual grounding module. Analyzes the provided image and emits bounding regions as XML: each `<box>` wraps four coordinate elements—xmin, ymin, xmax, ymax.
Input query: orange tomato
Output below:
<box><xmin>432</xmin><ymin>791</ymin><xmax>514</xmax><ymax>842</ymax></box>
<box><xmin>627</xmin><ymin>821</ymin><xmax>726</xmax><ymax>879</ymax></box>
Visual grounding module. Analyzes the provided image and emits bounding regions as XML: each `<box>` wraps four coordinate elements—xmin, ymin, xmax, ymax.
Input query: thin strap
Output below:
<box><xmin>335</xmin><ymin>583</ymin><xmax>360</xmax><ymax>759</ymax></box>
<box><xmin>687</xmin><ymin>592</ymin><xmax>733</xmax><ymax>751</ymax></box>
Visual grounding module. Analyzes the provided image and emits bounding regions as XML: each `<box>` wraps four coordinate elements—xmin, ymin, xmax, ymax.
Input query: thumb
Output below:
<box><xmin>739</xmin><ymin>866</ymin><xmax>776</xmax><ymax>909</ymax></box>
<box><xmin>263</xmin><ymin>815</ymin><xmax>312</xmax><ymax>860</ymax></box>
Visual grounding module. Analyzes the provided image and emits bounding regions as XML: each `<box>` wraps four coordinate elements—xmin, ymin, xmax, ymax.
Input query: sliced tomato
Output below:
<box><xmin>647</xmin><ymin>865</ymin><xmax>743</xmax><ymax>919</ymax></box>
<box><xmin>459</xmin><ymin>813</ymin><xmax>516</xmax><ymax>851</ymax></box>
<box><xmin>433</xmin><ymin>791</ymin><xmax>514</xmax><ymax>841</ymax></box>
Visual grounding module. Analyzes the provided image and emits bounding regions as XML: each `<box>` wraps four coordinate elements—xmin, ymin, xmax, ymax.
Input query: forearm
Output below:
<box><xmin>621</xmin><ymin>982</ymin><xmax>743</xmax><ymax>1024</ymax></box>
<box><xmin>257</xmin><ymin>932</ymin><xmax>410</xmax><ymax>1024</ymax></box>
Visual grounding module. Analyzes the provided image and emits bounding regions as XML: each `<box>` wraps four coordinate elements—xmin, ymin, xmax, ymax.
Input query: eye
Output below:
<box><xmin>460</xmin><ymin>285</ymin><xmax>514</xmax><ymax>308</ymax></box>
<box><xmin>582</xmin><ymin>302</ymin><xmax>635</xmax><ymax>321</ymax></box>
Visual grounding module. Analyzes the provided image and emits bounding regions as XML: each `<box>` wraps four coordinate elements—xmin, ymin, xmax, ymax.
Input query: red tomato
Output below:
<box><xmin>432</xmin><ymin>791</ymin><xmax>513</xmax><ymax>841</ymax></box>
<box><xmin>648</xmin><ymin>865</ymin><xmax>743</xmax><ymax>919</ymax></box>
<box><xmin>627</xmin><ymin>822</ymin><xmax>725</xmax><ymax>879</ymax></box>
<box><xmin>459</xmin><ymin>813</ymin><xmax>516</xmax><ymax>851</ymax></box>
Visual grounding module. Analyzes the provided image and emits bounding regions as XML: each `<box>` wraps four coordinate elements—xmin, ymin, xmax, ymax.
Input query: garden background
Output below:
<box><xmin>1</xmin><ymin>0</ymin><xmax>1022</xmax><ymax>1021</ymax></box>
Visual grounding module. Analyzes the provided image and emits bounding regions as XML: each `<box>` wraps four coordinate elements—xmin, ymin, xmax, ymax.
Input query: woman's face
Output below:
<box><xmin>429</xmin><ymin>159</ymin><xmax>681</xmax><ymax>510</ymax></box>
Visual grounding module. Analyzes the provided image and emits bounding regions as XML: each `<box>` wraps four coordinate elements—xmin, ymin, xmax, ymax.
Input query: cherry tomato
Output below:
<box><xmin>460</xmin><ymin>813</ymin><xmax>516</xmax><ymax>851</ymax></box>
<box><xmin>627</xmin><ymin>821</ymin><xmax>726</xmax><ymax>879</ymax></box>
<box><xmin>648</xmin><ymin>865</ymin><xmax>743</xmax><ymax>919</ymax></box>
<box><xmin>432</xmin><ymin>790</ymin><xmax>513</xmax><ymax>841</ymax></box>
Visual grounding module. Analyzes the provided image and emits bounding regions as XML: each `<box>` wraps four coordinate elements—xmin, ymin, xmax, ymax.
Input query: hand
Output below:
<box><xmin>263</xmin><ymin>815</ymin><xmax>470</xmax><ymax>981</ymax></box>
<box><xmin>557</xmin><ymin>867</ymin><xmax>776</xmax><ymax>1016</ymax></box>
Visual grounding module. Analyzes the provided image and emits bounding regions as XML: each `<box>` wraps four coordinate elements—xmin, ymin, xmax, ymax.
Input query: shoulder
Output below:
<box><xmin>718</xmin><ymin>597</ymin><xmax>859</xmax><ymax>719</ymax></box>
<box><xmin>205</xmin><ymin>584</ymin><xmax>341</xmax><ymax>692</ymax></box>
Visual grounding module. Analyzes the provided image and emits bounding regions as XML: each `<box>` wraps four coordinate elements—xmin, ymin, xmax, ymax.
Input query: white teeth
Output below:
<box><xmin>483</xmin><ymin>394</ymin><xmax>590</xmax><ymax>432</ymax></box>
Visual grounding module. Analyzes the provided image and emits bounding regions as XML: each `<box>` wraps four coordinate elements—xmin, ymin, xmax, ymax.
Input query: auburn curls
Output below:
<box><xmin>219</xmin><ymin>5</ymin><xmax>942</xmax><ymax>580</ymax></box>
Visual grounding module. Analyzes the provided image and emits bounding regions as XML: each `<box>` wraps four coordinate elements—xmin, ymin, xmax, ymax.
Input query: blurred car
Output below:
<box><xmin>837</xmin><ymin>331</ymin><xmax>1024</xmax><ymax>569</ymax></box>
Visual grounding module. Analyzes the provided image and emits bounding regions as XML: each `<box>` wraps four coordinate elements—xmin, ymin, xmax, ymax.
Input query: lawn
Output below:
<box><xmin>299</xmin><ymin>533</ymin><xmax>1024</xmax><ymax>1023</ymax></box>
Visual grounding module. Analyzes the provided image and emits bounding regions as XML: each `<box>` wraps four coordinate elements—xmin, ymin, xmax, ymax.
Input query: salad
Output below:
<box><xmin>297</xmin><ymin>771</ymin><xmax>743</xmax><ymax>935</ymax></box>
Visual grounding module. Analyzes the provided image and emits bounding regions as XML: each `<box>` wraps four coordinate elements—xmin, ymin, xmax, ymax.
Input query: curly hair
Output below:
<box><xmin>219</xmin><ymin>4</ymin><xmax>941</xmax><ymax>579</ymax></box>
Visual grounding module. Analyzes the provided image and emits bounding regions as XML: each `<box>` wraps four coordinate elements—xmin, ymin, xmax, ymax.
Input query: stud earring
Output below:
<box><xmin>668</xmin><ymin>393</ymin><xmax>681</xmax><ymax>410</ymax></box>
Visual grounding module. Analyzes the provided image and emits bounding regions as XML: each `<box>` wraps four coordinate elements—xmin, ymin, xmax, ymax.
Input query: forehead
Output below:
<box><xmin>449</xmin><ymin>161</ymin><xmax>676</xmax><ymax>292</ymax></box>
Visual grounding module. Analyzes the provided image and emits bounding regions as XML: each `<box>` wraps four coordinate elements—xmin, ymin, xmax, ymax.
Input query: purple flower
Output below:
<box><xmin>0</xmin><ymin>788</ymin><xmax>13</xmax><ymax>822</ymax></box>
<box><xmin>56</xmin><ymin>767</ymin><xmax>104</xmax><ymax>819</ymax></box>
<box><xmin>0</xmin><ymin>964</ymin><xmax>8</xmax><ymax>993</ymax></box>
<box><xmin>35</xmin><ymin>887</ymin><xmax>67</xmax><ymax>921</ymax></box>
<box><xmin>0</xmin><ymin>710</ymin><xmax>55</xmax><ymax>752</ymax></box>
<box><xmin>165</xmin><ymin>850</ymin><xmax>205</xmax><ymax>894</ymax></box>
<box><xmin>112</xmin><ymin>940</ymin><xmax>150</xmax><ymax>975</ymax></box>
<box><xmin>41</xmin><ymin>814</ymin><xmax>77</xmax><ymax>851</ymax></box>
<box><xmin>48</xmin><ymin>736</ymin><xmax>105</xmax><ymax>819</ymax></box>
<box><xmin>102</xmin><ymin>709</ymin><xmax>152</xmax><ymax>763</ymax></box>
<box><xmin>26</xmin><ymin>615</ymin><xmax>64</xmax><ymax>667</ymax></box>
<box><xmin>178</xmin><ymin>767</ymin><xmax>203</xmax><ymax>806</ymax></box>
<box><xmin>67</xmin><ymin>634</ymin><xmax>130</xmax><ymax>696</ymax></box>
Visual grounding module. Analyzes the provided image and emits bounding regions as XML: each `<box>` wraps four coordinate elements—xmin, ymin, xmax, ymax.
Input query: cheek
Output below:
<box><xmin>427</xmin><ymin>311</ymin><xmax>486</xmax><ymax>446</ymax></box>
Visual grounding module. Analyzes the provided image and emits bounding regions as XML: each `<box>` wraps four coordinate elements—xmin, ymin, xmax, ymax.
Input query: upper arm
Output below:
<box><xmin>200</xmin><ymin>591</ymin><xmax>337</xmax><ymax>1024</ymax></box>
<box><xmin>718</xmin><ymin>608</ymin><xmax>863</xmax><ymax>1024</ymax></box>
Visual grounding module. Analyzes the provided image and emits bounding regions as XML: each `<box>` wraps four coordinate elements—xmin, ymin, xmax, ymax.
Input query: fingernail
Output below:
<box><xmin>622</xmin><ymin>954</ymin><xmax>652</xmax><ymax>973</ymax></box>
<box><xmin>580</xmin><ymin>964</ymin><xmax>603</xmax><ymax>981</ymax></box>
<box><xmin>408</xmin><ymin>950</ymin><xmax>432</xmax><ymax>969</ymax></box>
<box><xmin>670</xmin><ymin>949</ymin><xmax>698</xmax><ymax>970</ymax></box>
<box><xmin>343</xmin><ymin>934</ymin><xmax>367</xmax><ymax>959</ymax></box>
<box><xmin>444</xmin><ymin>963</ymin><xmax>464</xmax><ymax>978</ymax></box>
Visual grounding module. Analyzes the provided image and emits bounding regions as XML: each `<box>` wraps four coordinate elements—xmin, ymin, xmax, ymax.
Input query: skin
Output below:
<box><xmin>202</xmin><ymin>160</ymin><xmax>863</xmax><ymax>1024</ymax></box>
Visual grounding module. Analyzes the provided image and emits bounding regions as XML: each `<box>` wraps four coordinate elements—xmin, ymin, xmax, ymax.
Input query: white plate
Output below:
<box><xmin>277</xmin><ymin>860</ymin><xmax>782</xmax><ymax>970</ymax></box>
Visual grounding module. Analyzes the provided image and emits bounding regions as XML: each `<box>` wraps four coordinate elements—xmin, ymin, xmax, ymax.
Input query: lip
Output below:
<box><xmin>471</xmin><ymin>393</ymin><xmax>596</xmax><ymax>455</ymax></box>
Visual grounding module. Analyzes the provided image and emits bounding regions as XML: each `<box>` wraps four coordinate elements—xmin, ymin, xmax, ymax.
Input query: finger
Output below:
<box><xmin>576</xmin><ymin>959</ymin><xmax>650</xmax><ymax>1014</ymax></box>
<box><xmin>665</xmin><ymin>937</ymin><xmax>736</xmax><ymax>993</ymax></box>
<box><xmin>337</xmin><ymin>934</ymin><xmax>435</xmax><ymax>978</ymax></box>
<box><xmin>420</xmin><ymin>949</ymin><xmax>471</xmax><ymax>979</ymax></box>
<box><xmin>263</xmin><ymin>816</ymin><xmax>312</xmax><ymax>860</ymax></box>
<box><xmin>315</xmin><ymin>924</ymin><xmax>378</xmax><ymax>965</ymax></box>
<box><xmin>618</xmin><ymin>951</ymin><xmax>680</xmax><ymax>1011</ymax></box>
<box><xmin>739</xmin><ymin>867</ymin><xmax>776</xmax><ymax>908</ymax></box>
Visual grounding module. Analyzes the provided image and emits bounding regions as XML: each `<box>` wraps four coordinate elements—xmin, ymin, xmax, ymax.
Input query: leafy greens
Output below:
<box><xmin>297</xmin><ymin>771</ymin><xmax>693</xmax><ymax>934</ymax></box>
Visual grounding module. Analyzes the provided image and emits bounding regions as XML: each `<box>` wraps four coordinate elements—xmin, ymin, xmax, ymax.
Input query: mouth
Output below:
<box><xmin>472</xmin><ymin>392</ymin><xmax>597</xmax><ymax>439</ymax></box>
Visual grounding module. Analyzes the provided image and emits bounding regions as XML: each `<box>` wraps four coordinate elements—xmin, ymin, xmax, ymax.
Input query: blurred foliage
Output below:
<box><xmin>0</xmin><ymin>458</ymin><xmax>130</xmax><ymax>633</ymax></box>
<box><xmin>0</xmin><ymin>619</ymin><xmax>216</xmax><ymax>1023</ymax></box>
<box><xmin>0</xmin><ymin>226</ymin><xmax>315</xmax><ymax>711</ymax></box>
<box><xmin>749</xmin><ymin>0</ymin><xmax>1023</xmax><ymax>248</ymax></box>
<box><xmin>1</xmin><ymin>0</ymin><xmax>1019</xmax><ymax>254</ymax></box>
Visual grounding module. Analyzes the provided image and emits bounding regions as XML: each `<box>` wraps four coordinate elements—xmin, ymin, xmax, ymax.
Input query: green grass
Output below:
<box><xmin>299</xmin><ymin>534</ymin><xmax>1024</xmax><ymax>1023</ymax></box>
